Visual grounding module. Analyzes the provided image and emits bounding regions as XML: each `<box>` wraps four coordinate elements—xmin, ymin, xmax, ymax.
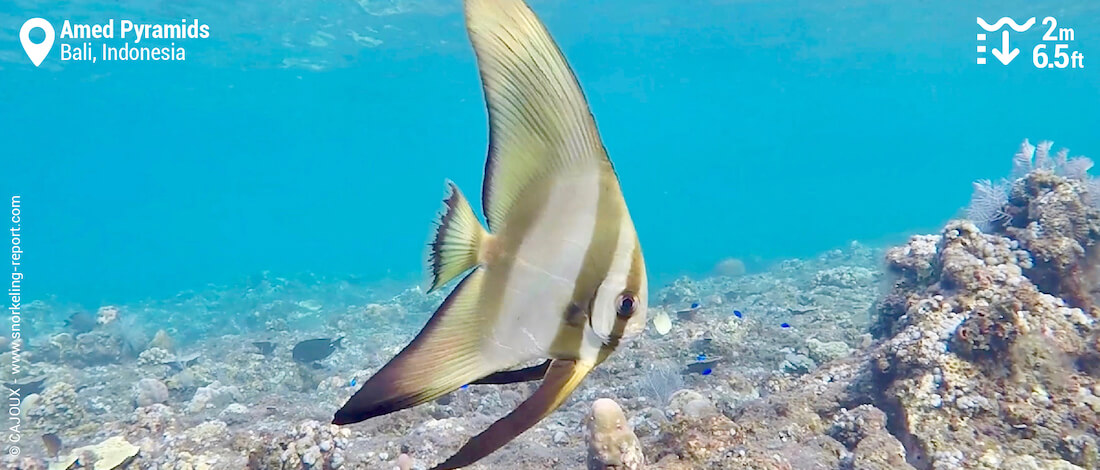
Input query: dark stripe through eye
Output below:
<box><xmin>616</xmin><ymin>291</ymin><xmax>637</xmax><ymax>317</ymax></box>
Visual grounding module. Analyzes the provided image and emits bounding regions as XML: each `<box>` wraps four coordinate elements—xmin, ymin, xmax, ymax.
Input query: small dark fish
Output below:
<box><xmin>42</xmin><ymin>433</ymin><xmax>61</xmax><ymax>459</ymax></box>
<box><xmin>733</xmin><ymin>310</ymin><xmax>742</xmax><ymax>318</ymax></box>
<box><xmin>164</xmin><ymin>353</ymin><xmax>201</xmax><ymax>371</ymax></box>
<box><xmin>701</xmin><ymin>368</ymin><xmax>713</xmax><ymax>376</ymax></box>
<box><xmin>689</xmin><ymin>335</ymin><xmax>716</xmax><ymax>356</ymax></box>
<box><xmin>780</xmin><ymin>323</ymin><xmax>791</xmax><ymax>329</ymax></box>
<box><xmin>684</xmin><ymin>357</ymin><xmax>722</xmax><ymax>375</ymax></box>
<box><xmin>253</xmin><ymin>341</ymin><xmax>276</xmax><ymax>356</ymax></box>
<box><xmin>292</xmin><ymin>337</ymin><xmax>344</xmax><ymax>363</ymax></box>
<box><xmin>66</xmin><ymin>312</ymin><xmax>96</xmax><ymax>334</ymax></box>
<box><xmin>690</xmin><ymin>302</ymin><xmax>700</xmax><ymax>309</ymax></box>
<box><xmin>4</xmin><ymin>375</ymin><xmax>47</xmax><ymax>395</ymax></box>
<box><xmin>675</xmin><ymin>304</ymin><xmax>701</xmax><ymax>321</ymax></box>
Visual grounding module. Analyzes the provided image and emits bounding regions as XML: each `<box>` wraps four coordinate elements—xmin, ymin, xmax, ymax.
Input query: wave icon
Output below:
<box><xmin>976</xmin><ymin>17</ymin><xmax>1036</xmax><ymax>32</ymax></box>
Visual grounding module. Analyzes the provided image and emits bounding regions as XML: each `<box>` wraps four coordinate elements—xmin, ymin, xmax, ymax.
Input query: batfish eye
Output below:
<box><xmin>616</xmin><ymin>292</ymin><xmax>638</xmax><ymax>317</ymax></box>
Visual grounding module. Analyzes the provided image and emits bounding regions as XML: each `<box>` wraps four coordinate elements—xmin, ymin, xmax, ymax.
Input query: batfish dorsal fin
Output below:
<box><xmin>430</xmin><ymin>359</ymin><xmax>594</xmax><ymax>470</ymax></box>
<box><xmin>333</xmin><ymin>269</ymin><xmax>496</xmax><ymax>425</ymax></box>
<box><xmin>465</xmin><ymin>0</ymin><xmax>610</xmax><ymax>232</ymax></box>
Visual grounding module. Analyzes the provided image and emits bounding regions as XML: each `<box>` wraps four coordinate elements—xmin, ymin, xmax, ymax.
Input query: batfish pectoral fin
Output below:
<box><xmin>430</xmin><ymin>359</ymin><xmax>595</xmax><ymax>470</ymax></box>
<box><xmin>333</xmin><ymin>269</ymin><xmax>497</xmax><ymax>425</ymax></box>
<box><xmin>426</xmin><ymin>181</ymin><xmax>490</xmax><ymax>292</ymax></box>
<box><xmin>470</xmin><ymin>359</ymin><xmax>552</xmax><ymax>385</ymax></box>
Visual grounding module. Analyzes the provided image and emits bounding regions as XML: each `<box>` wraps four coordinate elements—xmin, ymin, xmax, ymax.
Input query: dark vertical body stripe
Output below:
<box><xmin>549</xmin><ymin>165</ymin><xmax>622</xmax><ymax>358</ymax></box>
<box><xmin>597</xmin><ymin>240</ymin><xmax>644</xmax><ymax>364</ymax></box>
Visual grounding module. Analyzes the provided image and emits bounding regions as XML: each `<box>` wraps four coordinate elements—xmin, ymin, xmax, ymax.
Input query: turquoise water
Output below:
<box><xmin>4</xmin><ymin>0</ymin><xmax>1098</xmax><ymax>307</ymax></box>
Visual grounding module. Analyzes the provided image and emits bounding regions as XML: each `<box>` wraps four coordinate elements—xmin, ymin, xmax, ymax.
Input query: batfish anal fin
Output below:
<box><xmin>425</xmin><ymin>180</ymin><xmax>490</xmax><ymax>293</ymax></box>
<box><xmin>470</xmin><ymin>359</ymin><xmax>552</xmax><ymax>385</ymax></box>
<box><xmin>333</xmin><ymin>269</ymin><xmax>495</xmax><ymax>425</ymax></box>
<box><xmin>430</xmin><ymin>359</ymin><xmax>594</xmax><ymax>470</ymax></box>
<box><xmin>465</xmin><ymin>0</ymin><xmax>611</xmax><ymax>232</ymax></box>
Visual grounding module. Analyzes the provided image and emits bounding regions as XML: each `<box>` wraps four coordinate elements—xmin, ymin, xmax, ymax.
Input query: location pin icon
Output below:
<box><xmin>20</xmin><ymin>18</ymin><xmax>55</xmax><ymax>67</ymax></box>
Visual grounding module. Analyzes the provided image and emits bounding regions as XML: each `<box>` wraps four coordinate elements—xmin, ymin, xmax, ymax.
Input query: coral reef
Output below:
<box><xmin>6</xmin><ymin>139</ymin><xmax>1097</xmax><ymax>470</ymax></box>
<box><xmin>242</xmin><ymin>420</ymin><xmax>351</xmax><ymax>469</ymax></box>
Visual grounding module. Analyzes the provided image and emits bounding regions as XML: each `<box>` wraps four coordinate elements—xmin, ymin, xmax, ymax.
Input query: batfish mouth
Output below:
<box><xmin>585</xmin><ymin>314</ymin><xmax>615</xmax><ymax>345</ymax></box>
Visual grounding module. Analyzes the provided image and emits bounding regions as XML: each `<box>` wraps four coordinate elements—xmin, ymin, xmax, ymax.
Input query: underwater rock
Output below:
<box><xmin>712</xmin><ymin>257</ymin><xmax>746</xmax><ymax>277</ymax></box>
<box><xmin>396</xmin><ymin>453</ymin><xmax>414</xmax><ymax>470</ymax></box>
<box><xmin>132</xmin><ymin>403</ymin><xmax>177</xmax><ymax>434</ymax></box>
<box><xmin>49</xmin><ymin>435</ymin><xmax>139</xmax><ymax>470</ymax></box>
<box><xmin>665</xmin><ymin>389</ymin><xmax>716</xmax><ymax>419</ymax></box>
<box><xmin>149</xmin><ymin>329</ymin><xmax>175</xmax><ymax>352</ymax></box>
<box><xmin>243</xmin><ymin>420</ymin><xmax>350</xmax><ymax>470</ymax></box>
<box><xmin>138</xmin><ymin>347</ymin><xmax>173</xmax><ymax>366</ymax></box>
<box><xmin>813</xmin><ymin>266</ymin><xmax>875</xmax><ymax>289</ymax></box>
<box><xmin>61</xmin><ymin>330</ymin><xmax>126</xmax><ymax>366</ymax></box>
<box><xmin>781</xmin><ymin>352</ymin><xmax>816</xmax><ymax>375</ymax></box>
<box><xmin>806</xmin><ymin>338</ymin><xmax>853</xmax><ymax>364</ymax></box>
<box><xmin>187</xmin><ymin>381</ymin><xmax>241</xmax><ymax>413</ymax></box>
<box><xmin>218</xmin><ymin>403</ymin><xmax>251</xmax><ymax>425</ymax></box>
<box><xmin>828</xmin><ymin>405</ymin><xmax>915</xmax><ymax>470</ymax></box>
<box><xmin>1002</xmin><ymin>168</ymin><xmax>1100</xmax><ymax>310</ymax></box>
<box><xmin>96</xmin><ymin>305</ymin><xmax>120</xmax><ymax>326</ymax></box>
<box><xmin>182</xmin><ymin>420</ymin><xmax>228</xmax><ymax>446</ymax></box>
<box><xmin>133</xmin><ymin>378</ymin><xmax>169</xmax><ymax>407</ymax></box>
<box><xmin>874</xmin><ymin>217</ymin><xmax>1099</xmax><ymax>468</ymax></box>
<box><xmin>28</xmin><ymin>382</ymin><xmax>84</xmax><ymax>433</ymax></box>
<box><xmin>586</xmin><ymin>398</ymin><xmax>644</xmax><ymax>470</ymax></box>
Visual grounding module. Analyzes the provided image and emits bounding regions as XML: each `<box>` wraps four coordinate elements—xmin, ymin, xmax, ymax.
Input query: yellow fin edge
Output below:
<box><xmin>425</xmin><ymin>181</ymin><xmax>489</xmax><ymax>292</ymax></box>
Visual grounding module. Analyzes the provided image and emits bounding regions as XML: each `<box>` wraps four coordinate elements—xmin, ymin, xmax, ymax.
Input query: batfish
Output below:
<box><xmin>334</xmin><ymin>0</ymin><xmax>648</xmax><ymax>468</ymax></box>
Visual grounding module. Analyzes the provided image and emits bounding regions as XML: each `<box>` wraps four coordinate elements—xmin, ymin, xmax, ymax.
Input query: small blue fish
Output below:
<box><xmin>461</xmin><ymin>384</ymin><xmax>469</xmax><ymax>389</ymax></box>
<box><xmin>780</xmin><ymin>323</ymin><xmax>791</xmax><ymax>328</ymax></box>
<box><xmin>696</xmin><ymin>353</ymin><xmax>706</xmax><ymax>361</ymax></box>
<box><xmin>733</xmin><ymin>310</ymin><xmax>742</xmax><ymax>318</ymax></box>
<box><xmin>349</xmin><ymin>378</ymin><xmax>357</xmax><ymax>388</ymax></box>
<box><xmin>690</xmin><ymin>302</ymin><xmax>700</xmax><ymax>309</ymax></box>
<box><xmin>701</xmin><ymin>368</ymin><xmax>712</xmax><ymax>375</ymax></box>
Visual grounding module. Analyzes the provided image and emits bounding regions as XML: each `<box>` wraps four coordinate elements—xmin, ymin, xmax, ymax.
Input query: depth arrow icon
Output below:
<box><xmin>991</xmin><ymin>30</ymin><xmax>1019</xmax><ymax>65</ymax></box>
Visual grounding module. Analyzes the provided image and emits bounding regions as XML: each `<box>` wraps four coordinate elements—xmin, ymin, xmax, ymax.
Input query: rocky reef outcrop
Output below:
<box><xmin>646</xmin><ymin>140</ymin><xmax>1100</xmax><ymax>469</ymax></box>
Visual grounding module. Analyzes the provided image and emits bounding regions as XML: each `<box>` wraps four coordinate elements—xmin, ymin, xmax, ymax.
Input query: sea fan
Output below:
<box><xmin>967</xmin><ymin>179</ymin><xmax>1010</xmax><ymax>232</ymax></box>
<box><xmin>1034</xmin><ymin>140</ymin><xmax>1055</xmax><ymax>170</ymax></box>
<box><xmin>1061</xmin><ymin>156</ymin><xmax>1094</xmax><ymax>181</ymax></box>
<box><xmin>639</xmin><ymin>360</ymin><xmax>684</xmax><ymax>405</ymax></box>
<box><xmin>1011</xmin><ymin>139</ymin><xmax>1036</xmax><ymax>179</ymax></box>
